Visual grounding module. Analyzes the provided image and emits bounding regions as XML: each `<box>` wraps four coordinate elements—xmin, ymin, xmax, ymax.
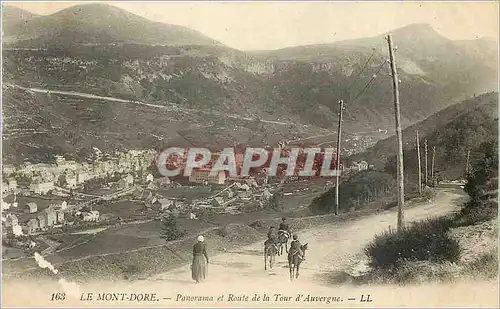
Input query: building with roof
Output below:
<box><xmin>153</xmin><ymin>198</ymin><xmax>175</xmax><ymax>212</ymax></box>
<box><xmin>23</xmin><ymin>218</ymin><xmax>39</xmax><ymax>235</ymax></box>
<box><xmin>125</xmin><ymin>174</ymin><xmax>134</xmax><ymax>185</ymax></box>
<box><xmin>29</xmin><ymin>181</ymin><xmax>55</xmax><ymax>195</ymax></box>
<box><xmin>82</xmin><ymin>210</ymin><xmax>99</xmax><ymax>222</ymax></box>
<box><xmin>76</xmin><ymin>172</ymin><xmax>89</xmax><ymax>184</ymax></box>
<box><xmin>4</xmin><ymin>214</ymin><xmax>19</xmax><ymax>228</ymax></box>
<box><xmin>189</xmin><ymin>169</ymin><xmax>227</xmax><ymax>185</ymax></box>
<box><xmin>24</xmin><ymin>202</ymin><xmax>38</xmax><ymax>214</ymax></box>
<box><xmin>2</xmin><ymin>164</ymin><xmax>16</xmax><ymax>176</ymax></box>
<box><xmin>36</xmin><ymin>215</ymin><xmax>46</xmax><ymax>230</ymax></box>
<box><xmin>56</xmin><ymin>210</ymin><xmax>65</xmax><ymax>224</ymax></box>
<box><xmin>49</xmin><ymin>200</ymin><xmax>68</xmax><ymax>211</ymax></box>
<box><xmin>118</xmin><ymin>178</ymin><xmax>129</xmax><ymax>190</ymax></box>
<box><xmin>66</xmin><ymin>176</ymin><xmax>77</xmax><ymax>189</ymax></box>
<box><xmin>43</xmin><ymin>208</ymin><xmax>57</xmax><ymax>227</ymax></box>
<box><xmin>7</xmin><ymin>178</ymin><xmax>17</xmax><ymax>192</ymax></box>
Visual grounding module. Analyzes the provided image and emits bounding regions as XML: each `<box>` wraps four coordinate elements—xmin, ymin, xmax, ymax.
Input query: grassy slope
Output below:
<box><xmin>359</xmin><ymin>141</ymin><xmax>498</xmax><ymax>285</ymax></box>
<box><xmin>2</xmin><ymin>19</ymin><xmax>497</xmax><ymax>164</ymax></box>
<box><xmin>309</xmin><ymin>170</ymin><xmax>397</xmax><ymax>214</ymax></box>
<box><xmin>351</xmin><ymin>92</ymin><xmax>498</xmax><ymax>180</ymax></box>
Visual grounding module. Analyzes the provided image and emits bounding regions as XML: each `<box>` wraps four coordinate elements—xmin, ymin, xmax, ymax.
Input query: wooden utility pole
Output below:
<box><xmin>431</xmin><ymin>146</ymin><xmax>436</xmax><ymax>185</ymax></box>
<box><xmin>334</xmin><ymin>99</ymin><xmax>344</xmax><ymax>216</ymax></box>
<box><xmin>465</xmin><ymin>149</ymin><xmax>471</xmax><ymax>177</ymax></box>
<box><xmin>416</xmin><ymin>130</ymin><xmax>422</xmax><ymax>195</ymax></box>
<box><xmin>424</xmin><ymin>139</ymin><xmax>428</xmax><ymax>186</ymax></box>
<box><xmin>387</xmin><ymin>34</ymin><xmax>405</xmax><ymax>232</ymax></box>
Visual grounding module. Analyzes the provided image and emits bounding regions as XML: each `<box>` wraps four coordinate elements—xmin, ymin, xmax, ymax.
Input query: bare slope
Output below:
<box><xmin>351</xmin><ymin>92</ymin><xmax>499</xmax><ymax>181</ymax></box>
<box><xmin>3</xmin><ymin>7</ymin><xmax>498</xmax><ymax>163</ymax></box>
<box><xmin>2</xmin><ymin>3</ymin><xmax>220</xmax><ymax>47</ymax></box>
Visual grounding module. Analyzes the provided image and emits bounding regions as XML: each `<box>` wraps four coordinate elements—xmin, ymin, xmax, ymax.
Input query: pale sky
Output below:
<box><xmin>5</xmin><ymin>1</ymin><xmax>499</xmax><ymax>50</ymax></box>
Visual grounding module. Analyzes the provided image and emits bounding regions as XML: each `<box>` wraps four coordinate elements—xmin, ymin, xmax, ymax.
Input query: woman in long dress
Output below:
<box><xmin>191</xmin><ymin>235</ymin><xmax>209</xmax><ymax>283</ymax></box>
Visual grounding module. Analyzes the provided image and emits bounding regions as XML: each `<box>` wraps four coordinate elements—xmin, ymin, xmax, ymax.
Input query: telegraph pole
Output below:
<box><xmin>387</xmin><ymin>34</ymin><xmax>405</xmax><ymax>232</ymax></box>
<box><xmin>431</xmin><ymin>146</ymin><xmax>436</xmax><ymax>185</ymax></box>
<box><xmin>465</xmin><ymin>149</ymin><xmax>471</xmax><ymax>177</ymax></box>
<box><xmin>334</xmin><ymin>99</ymin><xmax>344</xmax><ymax>216</ymax></box>
<box><xmin>416</xmin><ymin>130</ymin><xmax>422</xmax><ymax>195</ymax></box>
<box><xmin>424</xmin><ymin>139</ymin><xmax>428</xmax><ymax>187</ymax></box>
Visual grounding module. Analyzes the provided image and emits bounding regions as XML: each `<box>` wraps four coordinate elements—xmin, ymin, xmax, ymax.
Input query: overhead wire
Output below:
<box><xmin>336</xmin><ymin>48</ymin><xmax>384</xmax><ymax>122</ymax></box>
<box><xmin>341</xmin><ymin>48</ymin><xmax>377</xmax><ymax>98</ymax></box>
<box><xmin>350</xmin><ymin>59</ymin><xmax>388</xmax><ymax>104</ymax></box>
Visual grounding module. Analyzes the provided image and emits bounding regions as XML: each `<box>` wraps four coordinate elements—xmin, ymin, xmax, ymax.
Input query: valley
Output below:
<box><xmin>1</xmin><ymin>3</ymin><xmax>498</xmax><ymax>308</ymax></box>
<box><xmin>2</xmin><ymin>4</ymin><xmax>498</xmax><ymax>164</ymax></box>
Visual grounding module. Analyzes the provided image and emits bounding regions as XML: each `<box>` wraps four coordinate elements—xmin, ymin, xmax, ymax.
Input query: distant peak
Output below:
<box><xmin>395</xmin><ymin>23</ymin><xmax>434</xmax><ymax>31</ymax></box>
<box><xmin>58</xmin><ymin>3</ymin><xmax>118</xmax><ymax>11</ymax></box>
<box><xmin>51</xmin><ymin>3</ymin><xmax>136</xmax><ymax>19</ymax></box>
<box><xmin>399</xmin><ymin>23</ymin><xmax>434</xmax><ymax>29</ymax></box>
<box><xmin>391</xmin><ymin>23</ymin><xmax>443</xmax><ymax>39</ymax></box>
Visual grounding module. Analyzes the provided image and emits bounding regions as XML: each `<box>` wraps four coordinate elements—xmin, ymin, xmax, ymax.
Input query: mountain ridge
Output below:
<box><xmin>2</xmin><ymin>4</ymin><xmax>498</xmax><ymax>164</ymax></box>
<box><xmin>2</xmin><ymin>3</ymin><xmax>222</xmax><ymax>47</ymax></box>
<box><xmin>350</xmin><ymin>91</ymin><xmax>499</xmax><ymax>180</ymax></box>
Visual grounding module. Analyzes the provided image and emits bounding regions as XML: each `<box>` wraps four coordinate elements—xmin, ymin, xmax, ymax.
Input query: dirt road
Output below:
<box><xmin>147</xmin><ymin>188</ymin><xmax>465</xmax><ymax>284</ymax></box>
<box><xmin>127</xmin><ymin>187</ymin><xmax>494</xmax><ymax>307</ymax></box>
<box><xmin>5</xmin><ymin>83</ymin><xmax>290</xmax><ymax>126</ymax></box>
<box><xmin>3</xmin><ymin>187</ymin><xmax>498</xmax><ymax>307</ymax></box>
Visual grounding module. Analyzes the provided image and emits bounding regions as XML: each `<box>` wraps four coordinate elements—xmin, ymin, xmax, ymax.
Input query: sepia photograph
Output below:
<box><xmin>1</xmin><ymin>0</ymin><xmax>499</xmax><ymax>307</ymax></box>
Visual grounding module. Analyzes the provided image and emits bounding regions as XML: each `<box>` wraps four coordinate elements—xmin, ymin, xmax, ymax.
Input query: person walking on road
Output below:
<box><xmin>191</xmin><ymin>235</ymin><xmax>209</xmax><ymax>283</ymax></box>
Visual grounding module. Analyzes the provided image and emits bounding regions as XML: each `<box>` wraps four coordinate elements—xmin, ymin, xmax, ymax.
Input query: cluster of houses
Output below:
<box><xmin>208</xmin><ymin>179</ymin><xmax>274</xmax><ymax>210</ymax></box>
<box><xmin>2</xmin><ymin>149</ymin><xmax>156</xmax><ymax>195</ymax></box>
<box><xmin>128</xmin><ymin>173</ymin><xmax>274</xmax><ymax>218</ymax></box>
<box><xmin>2</xmin><ymin>146</ymin><xmax>374</xmax><ymax>241</ymax></box>
<box><xmin>1</xmin><ymin>196</ymin><xmax>104</xmax><ymax>237</ymax></box>
<box><xmin>75</xmin><ymin>210</ymin><xmax>100</xmax><ymax>222</ymax></box>
<box><xmin>2</xmin><ymin>200</ymin><xmax>69</xmax><ymax>236</ymax></box>
<box><xmin>1</xmin><ymin>150</ymin><xmax>157</xmax><ymax>239</ymax></box>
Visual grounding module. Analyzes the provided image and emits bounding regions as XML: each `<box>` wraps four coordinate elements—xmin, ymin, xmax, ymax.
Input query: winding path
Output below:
<box><xmin>5</xmin><ymin>83</ymin><xmax>290</xmax><ymax>126</ymax></box>
<box><xmin>3</xmin><ymin>187</ymin><xmax>498</xmax><ymax>307</ymax></box>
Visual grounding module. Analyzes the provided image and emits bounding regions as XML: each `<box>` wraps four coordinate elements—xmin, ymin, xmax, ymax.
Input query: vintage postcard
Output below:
<box><xmin>1</xmin><ymin>0</ymin><xmax>499</xmax><ymax>308</ymax></box>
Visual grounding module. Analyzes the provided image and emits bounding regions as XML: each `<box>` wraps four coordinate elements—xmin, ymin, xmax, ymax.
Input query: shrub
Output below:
<box><xmin>455</xmin><ymin>201</ymin><xmax>498</xmax><ymax>226</ymax></box>
<box><xmin>310</xmin><ymin>170</ymin><xmax>396</xmax><ymax>214</ymax></box>
<box><xmin>267</xmin><ymin>193</ymin><xmax>283</xmax><ymax>212</ymax></box>
<box><xmin>197</xmin><ymin>208</ymin><xmax>216</xmax><ymax>221</ymax></box>
<box><xmin>159</xmin><ymin>214</ymin><xmax>186</xmax><ymax>241</ymax></box>
<box><xmin>422</xmin><ymin>187</ymin><xmax>437</xmax><ymax>200</ymax></box>
<box><xmin>462</xmin><ymin>249</ymin><xmax>498</xmax><ymax>280</ymax></box>
<box><xmin>367</xmin><ymin>260</ymin><xmax>463</xmax><ymax>285</ymax></box>
<box><xmin>365</xmin><ymin>217</ymin><xmax>461</xmax><ymax>270</ymax></box>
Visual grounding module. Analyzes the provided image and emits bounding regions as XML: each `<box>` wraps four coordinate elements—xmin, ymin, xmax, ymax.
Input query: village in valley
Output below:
<box><xmin>1</xmin><ymin>145</ymin><xmax>370</xmax><ymax>259</ymax></box>
<box><xmin>2</xmin><ymin>2</ymin><xmax>498</xmax><ymax>307</ymax></box>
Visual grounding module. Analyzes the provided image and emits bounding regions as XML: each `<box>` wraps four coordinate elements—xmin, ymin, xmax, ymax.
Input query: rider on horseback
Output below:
<box><xmin>278</xmin><ymin>217</ymin><xmax>291</xmax><ymax>239</ymax></box>
<box><xmin>288</xmin><ymin>234</ymin><xmax>305</xmax><ymax>261</ymax></box>
<box><xmin>265</xmin><ymin>226</ymin><xmax>278</xmax><ymax>247</ymax></box>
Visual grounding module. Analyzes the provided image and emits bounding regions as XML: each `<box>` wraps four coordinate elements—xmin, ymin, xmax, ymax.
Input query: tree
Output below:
<box><xmin>159</xmin><ymin>214</ymin><xmax>186</xmax><ymax>241</ymax></box>
<box><xmin>267</xmin><ymin>192</ymin><xmax>283</xmax><ymax>212</ymax></box>
<box><xmin>464</xmin><ymin>140</ymin><xmax>498</xmax><ymax>207</ymax></box>
<box><xmin>57</xmin><ymin>174</ymin><xmax>68</xmax><ymax>187</ymax></box>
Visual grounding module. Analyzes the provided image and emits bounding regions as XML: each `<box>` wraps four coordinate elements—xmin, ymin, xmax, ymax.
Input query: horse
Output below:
<box><xmin>277</xmin><ymin>231</ymin><xmax>290</xmax><ymax>256</ymax></box>
<box><xmin>264</xmin><ymin>241</ymin><xmax>278</xmax><ymax>270</ymax></box>
<box><xmin>288</xmin><ymin>243</ymin><xmax>308</xmax><ymax>281</ymax></box>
